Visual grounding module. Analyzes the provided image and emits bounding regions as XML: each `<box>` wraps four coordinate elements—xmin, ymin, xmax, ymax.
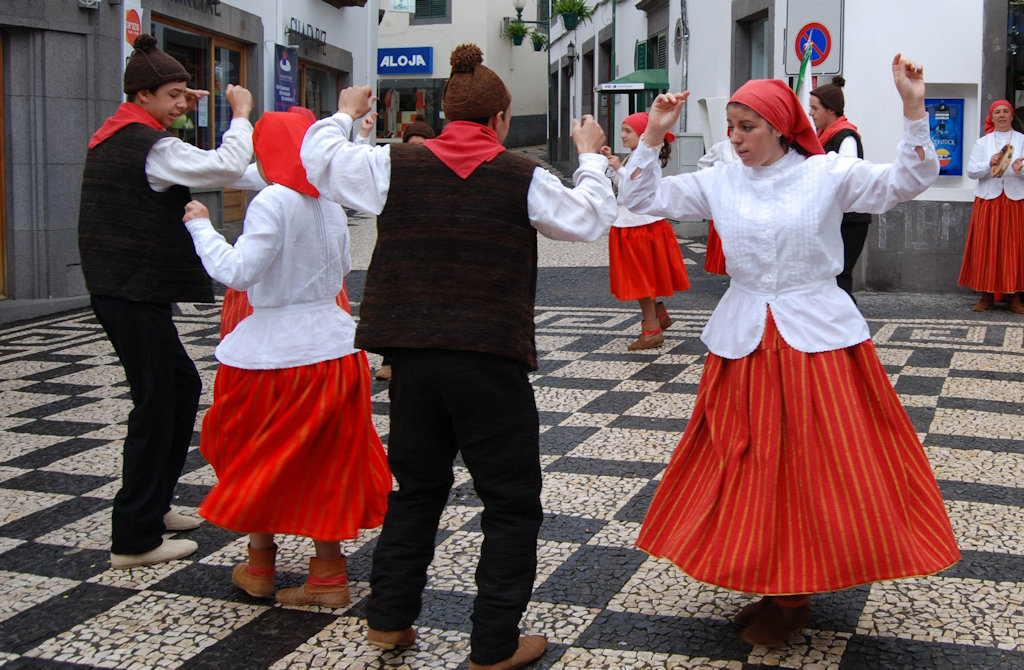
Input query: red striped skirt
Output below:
<box><xmin>220</xmin><ymin>285</ymin><xmax>353</xmax><ymax>339</ymax></box>
<box><xmin>198</xmin><ymin>353</ymin><xmax>391</xmax><ymax>540</ymax></box>
<box><xmin>637</xmin><ymin>312</ymin><xmax>960</xmax><ymax>595</ymax></box>
<box><xmin>957</xmin><ymin>194</ymin><xmax>1024</xmax><ymax>292</ymax></box>
<box><xmin>704</xmin><ymin>220</ymin><xmax>727</xmax><ymax>275</ymax></box>
<box><xmin>609</xmin><ymin>220</ymin><xmax>691</xmax><ymax>301</ymax></box>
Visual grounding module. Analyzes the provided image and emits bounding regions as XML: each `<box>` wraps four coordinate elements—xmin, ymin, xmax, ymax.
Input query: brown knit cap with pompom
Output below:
<box><xmin>810</xmin><ymin>75</ymin><xmax>846</xmax><ymax>116</ymax></box>
<box><xmin>124</xmin><ymin>34</ymin><xmax>190</xmax><ymax>95</ymax></box>
<box><xmin>442</xmin><ymin>44</ymin><xmax>511</xmax><ymax>121</ymax></box>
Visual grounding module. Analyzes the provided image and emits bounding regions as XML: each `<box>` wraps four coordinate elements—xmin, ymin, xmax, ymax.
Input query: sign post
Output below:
<box><xmin>784</xmin><ymin>0</ymin><xmax>842</xmax><ymax>76</ymax></box>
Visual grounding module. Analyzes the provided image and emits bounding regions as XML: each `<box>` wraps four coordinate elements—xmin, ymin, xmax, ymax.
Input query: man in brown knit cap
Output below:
<box><xmin>303</xmin><ymin>44</ymin><xmax>616</xmax><ymax>670</ymax></box>
<box><xmin>79</xmin><ymin>34</ymin><xmax>254</xmax><ymax>569</ymax></box>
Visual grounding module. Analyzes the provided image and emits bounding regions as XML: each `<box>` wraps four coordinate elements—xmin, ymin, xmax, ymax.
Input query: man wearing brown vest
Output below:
<box><xmin>303</xmin><ymin>44</ymin><xmax>616</xmax><ymax>670</ymax></box>
<box><xmin>78</xmin><ymin>35</ymin><xmax>253</xmax><ymax>569</ymax></box>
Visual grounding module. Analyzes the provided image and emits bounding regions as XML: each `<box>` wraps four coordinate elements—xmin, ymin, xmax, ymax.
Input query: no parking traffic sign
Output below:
<box><xmin>785</xmin><ymin>0</ymin><xmax>843</xmax><ymax>75</ymax></box>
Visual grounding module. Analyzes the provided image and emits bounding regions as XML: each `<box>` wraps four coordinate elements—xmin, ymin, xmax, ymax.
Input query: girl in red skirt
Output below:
<box><xmin>182</xmin><ymin>110</ymin><xmax>391</xmax><ymax>607</ymax></box>
<box><xmin>958</xmin><ymin>99</ymin><xmax>1024</xmax><ymax>313</ymax></box>
<box><xmin>620</xmin><ymin>55</ymin><xmax>960</xmax><ymax>646</ymax></box>
<box><xmin>602</xmin><ymin>113</ymin><xmax>690</xmax><ymax>350</ymax></box>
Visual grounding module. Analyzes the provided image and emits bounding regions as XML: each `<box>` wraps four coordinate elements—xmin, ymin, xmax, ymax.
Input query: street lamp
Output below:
<box><xmin>513</xmin><ymin>0</ymin><xmax>527</xmax><ymax>22</ymax></box>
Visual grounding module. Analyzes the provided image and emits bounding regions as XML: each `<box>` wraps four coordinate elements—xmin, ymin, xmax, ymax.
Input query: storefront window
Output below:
<box><xmin>302</xmin><ymin>63</ymin><xmax>341</xmax><ymax>119</ymax></box>
<box><xmin>151</xmin><ymin>21</ymin><xmax>245</xmax><ymax>149</ymax></box>
<box><xmin>376</xmin><ymin>79</ymin><xmax>445</xmax><ymax>140</ymax></box>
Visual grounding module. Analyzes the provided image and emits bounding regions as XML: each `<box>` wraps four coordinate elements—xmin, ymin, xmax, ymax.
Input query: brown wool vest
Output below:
<box><xmin>78</xmin><ymin>124</ymin><xmax>213</xmax><ymax>303</ymax></box>
<box><xmin>355</xmin><ymin>144</ymin><xmax>541</xmax><ymax>369</ymax></box>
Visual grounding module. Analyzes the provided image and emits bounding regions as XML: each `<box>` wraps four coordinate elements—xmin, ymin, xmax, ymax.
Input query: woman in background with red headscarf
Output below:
<box><xmin>622</xmin><ymin>55</ymin><xmax>960</xmax><ymax>647</ymax></box>
<box><xmin>957</xmin><ymin>99</ymin><xmax>1024</xmax><ymax>312</ymax></box>
<box><xmin>600</xmin><ymin>112</ymin><xmax>690</xmax><ymax>350</ymax></box>
<box><xmin>180</xmin><ymin>111</ymin><xmax>391</xmax><ymax>608</ymax></box>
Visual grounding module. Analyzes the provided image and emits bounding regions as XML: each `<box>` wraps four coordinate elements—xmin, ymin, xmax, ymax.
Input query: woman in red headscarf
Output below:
<box><xmin>621</xmin><ymin>55</ymin><xmax>960</xmax><ymax>647</ymax></box>
<box><xmin>180</xmin><ymin>111</ymin><xmax>391</xmax><ymax>608</ymax></box>
<box><xmin>957</xmin><ymin>99</ymin><xmax>1024</xmax><ymax>312</ymax></box>
<box><xmin>601</xmin><ymin>112</ymin><xmax>690</xmax><ymax>350</ymax></box>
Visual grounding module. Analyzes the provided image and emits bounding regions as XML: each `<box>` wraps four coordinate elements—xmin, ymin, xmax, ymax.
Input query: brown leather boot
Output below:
<box><xmin>367</xmin><ymin>626</ymin><xmax>417</xmax><ymax>650</ymax></box>
<box><xmin>733</xmin><ymin>596</ymin><xmax>773</xmax><ymax>626</ymax></box>
<box><xmin>655</xmin><ymin>301</ymin><xmax>673</xmax><ymax>330</ymax></box>
<box><xmin>469</xmin><ymin>635</ymin><xmax>547</xmax><ymax>670</ymax></box>
<box><xmin>276</xmin><ymin>556</ymin><xmax>350</xmax><ymax>607</ymax></box>
<box><xmin>972</xmin><ymin>293</ymin><xmax>995</xmax><ymax>311</ymax></box>
<box><xmin>1007</xmin><ymin>293</ymin><xmax>1024</xmax><ymax>314</ymax></box>
<box><xmin>628</xmin><ymin>319</ymin><xmax>664</xmax><ymax>351</ymax></box>
<box><xmin>740</xmin><ymin>595</ymin><xmax>811</xmax><ymax>646</ymax></box>
<box><xmin>232</xmin><ymin>543</ymin><xmax>276</xmax><ymax>598</ymax></box>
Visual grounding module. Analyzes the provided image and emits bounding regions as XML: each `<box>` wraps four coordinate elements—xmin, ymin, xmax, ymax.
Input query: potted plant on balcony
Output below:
<box><xmin>530</xmin><ymin>30</ymin><xmax>547</xmax><ymax>52</ymax></box>
<box><xmin>504</xmin><ymin>20</ymin><xmax>529</xmax><ymax>46</ymax></box>
<box><xmin>551</xmin><ymin>0</ymin><xmax>593</xmax><ymax>30</ymax></box>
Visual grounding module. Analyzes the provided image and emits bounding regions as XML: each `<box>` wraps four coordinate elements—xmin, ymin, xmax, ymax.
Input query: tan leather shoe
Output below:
<box><xmin>232</xmin><ymin>543</ymin><xmax>276</xmax><ymax>597</ymax></box>
<box><xmin>375</xmin><ymin>365</ymin><xmax>392</xmax><ymax>380</ymax></box>
<box><xmin>367</xmin><ymin>626</ymin><xmax>417</xmax><ymax>650</ymax></box>
<box><xmin>469</xmin><ymin>635</ymin><xmax>547</xmax><ymax>670</ymax></box>
<box><xmin>740</xmin><ymin>596</ymin><xmax>811</xmax><ymax>646</ymax></box>
<box><xmin>655</xmin><ymin>301</ymin><xmax>673</xmax><ymax>330</ymax></box>
<box><xmin>628</xmin><ymin>320</ymin><xmax>664</xmax><ymax>351</ymax></box>
<box><xmin>110</xmin><ymin>537</ymin><xmax>198</xmax><ymax>569</ymax></box>
<box><xmin>1008</xmin><ymin>293</ymin><xmax>1024</xmax><ymax>314</ymax></box>
<box><xmin>163</xmin><ymin>510</ymin><xmax>201</xmax><ymax>531</ymax></box>
<box><xmin>276</xmin><ymin>557</ymin><xmax>350</xmax><ymax>607</ymax></box>
<box><xmin>972</xmin><ymin>293</ymin><xmax>994</xmax><ymax>311</ymax></box>
<box><xmin>733</xmin><ymin>596</ymin><xmax>773</xmax><ymax>626</ymax></box>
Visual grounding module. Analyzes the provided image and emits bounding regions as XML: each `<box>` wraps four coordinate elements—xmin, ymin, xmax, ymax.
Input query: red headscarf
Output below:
<box><xmin>984</xmin><ymin>99</ymin><xmax>1014</xmax><ymax>134</ymax></box>
<box><xmin>623</xmin><ymin>112</ymin><xmax>675</xmax><ymax>143</ymax></box>
<box><xmin>728</xmin><ymin>79</ymin><xmax>824</xmax><ymax>156</ymax></box>
<box><xmin>253</xmin><ymin>111</ymin><xmax>319</xmax><ymax>197</ymax></box>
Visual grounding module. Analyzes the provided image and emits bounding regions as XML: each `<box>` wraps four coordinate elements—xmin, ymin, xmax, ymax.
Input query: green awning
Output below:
<box><xmin>595</xmin><ymin>69</ymin><xmax>669</xmax><ymax>93</ymax></box>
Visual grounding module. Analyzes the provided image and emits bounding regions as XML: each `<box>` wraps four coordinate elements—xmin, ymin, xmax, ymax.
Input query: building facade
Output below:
<box><xmin>0</xmin><ymin>0</ymin><xmax>377</xmax><ymax>322</ymax></box>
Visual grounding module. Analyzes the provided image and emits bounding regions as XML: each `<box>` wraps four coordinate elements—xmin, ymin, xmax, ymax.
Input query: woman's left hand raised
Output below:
<box><xmin>892</xmin><ymin>53</ymin><xmax>925</xmax><ymax>120</ymax></box>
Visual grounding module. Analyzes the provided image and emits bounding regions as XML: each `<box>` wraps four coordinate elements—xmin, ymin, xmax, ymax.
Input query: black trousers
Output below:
<box><xmin>837</xmin><ymin>221</ymin><xmax>870</xmax><ymax>298</ymax></box>
<box><xmin>366</xmin><ymin>349</ymin><xmax>542</xmax><ymax>666</ymax></box>
<box><xmin>91</xmin><ymin>296</ymin><xmax>201</xmax><ymax>554</ymax></box>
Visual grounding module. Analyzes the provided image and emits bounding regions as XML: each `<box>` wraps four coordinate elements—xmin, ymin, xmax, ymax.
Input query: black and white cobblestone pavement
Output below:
<box><xmin>1</xmin><ymin>148</ymin><xmax>1023</xmax><ymax>669</ymax></box>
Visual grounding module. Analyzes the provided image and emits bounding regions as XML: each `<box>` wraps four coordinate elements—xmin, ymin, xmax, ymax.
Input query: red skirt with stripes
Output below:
<box><xmin>958</xmin><ymin>194</ymin><xmax>1024</xmax><ymax>292</ymax></box>
<box><xmin>704</xmin><ymin>220</ymin><xmax>727</xmax><ymax>275</ymax></box>
<box><xmin>637</xmin><ymin>312</ymin><xmax>960</xmax><ymax>595</ymax></box>
<box><xmin>220</xmin><ymin>285</ymin><xmax>353</xmax><ymax>339</ymax></box>
<box><xmin>198</xmin><ymin>353</ymin><xmax>391</xmax><ymax>540</ymax></box>
<box><xmin>609</xmin><ymin>220</ymin><xmax>691</xmax><ymax>301</ymax></box>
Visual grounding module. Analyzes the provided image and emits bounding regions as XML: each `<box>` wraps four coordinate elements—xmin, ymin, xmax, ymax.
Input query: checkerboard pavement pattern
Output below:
<box><xmin>1</xmin><ymin>240</ymin><xmax>1024</xmax><ymax>669</ymax></box>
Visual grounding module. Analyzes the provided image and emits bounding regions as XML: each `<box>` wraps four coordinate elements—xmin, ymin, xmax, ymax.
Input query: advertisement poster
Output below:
<box><xmin>926</xmin><ymin>98</ymin><xmax>964</xmax><ymax>176</ymax></box>
<box><xmin>123</xmin><ymin>0</ymin><xmax>144</xmax><ymax>94</ymax></box>
<box><xmin>274</xmin><ymin>44</ymin><xmax>299</xmax><ymax>112</ymax></box>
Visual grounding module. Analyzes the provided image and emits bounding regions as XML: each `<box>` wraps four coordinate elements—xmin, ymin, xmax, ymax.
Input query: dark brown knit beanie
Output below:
<box><xmin>402</xmin><ymin>119</ymin><xmax>436</xmax><ymax>142</ymax></box>
<box><xmin>811</xmin><ymin>75</ymin><xmax>845</xmax><ymax>116</ymax></box>
<box><xmin>442</xmin><ymin>44</ymin><xmax>511</xmax><ymax>121</ymax></box>
<box><xmin>124</xmin><ymin>34</ymin><xmax>190</xmax><ymax>95</ymax></box>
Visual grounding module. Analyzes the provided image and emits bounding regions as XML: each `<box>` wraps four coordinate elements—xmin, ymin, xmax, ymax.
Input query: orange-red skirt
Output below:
<box><xmin>609</xmin><ymin>220</ymin><xmax>690</xmax><ymax>300</ymax></box>
<box><xmin>637</xmin><ymin>312</ymin><xmax>960</xmax><ymax>595</ymax></box>
<box><xmin>704</xmin><ymin>220</ymin><xmax>727</xmax><ymax>275</ymax></box>
<box><xmin>198</xmin><ymin>353</ymin><xmax>391</xmax><ymax>540</ymax></box>
<box><xmin>220</xmin><ymin>285</ymin><xmax>353</xmax><ymax>339</ymax></box>
<box><xmin>958</xmin><ymin>194</ymin><xmax>1024</xmax><ymax>292</ymax></box>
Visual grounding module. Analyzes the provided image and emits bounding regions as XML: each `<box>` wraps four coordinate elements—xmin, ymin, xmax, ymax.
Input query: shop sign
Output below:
<box><xmin>167</xmin><ymin>0</ymin><xmax>222</xmax><ymax>16</ymax></box>
<box><xmin>288</xmin><ymin>17</ymin><xmax>328</xmax><ymax>56</ymax></box>
<box><xmin>378</xmin><ymin>47</ymin><xmax>433</xmax><ymax>75</ymax></box>
<box><xmin>274</xmin><ymin>44</ymin><xmax>300</xmax><ymax>112</ymax></box>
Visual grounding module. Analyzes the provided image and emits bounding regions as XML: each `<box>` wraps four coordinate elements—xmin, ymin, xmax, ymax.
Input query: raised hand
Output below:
<box><xmin>337</xmin><ymin>86</ymin><xmax>376</xmax><ymax>121</ymax></box>
<box><xmin>572</xmin><ymin>115</ymin><xmax>607</xmax><ymax>155</ymax></box>
<box><xmin>645</xmin><ymin>92</ymin><xmax>689</xmax><ymax>146</ymax></box>
<box><xmin>891</xmin><ymin>53</ymin><xmax>925</xmax><ymax>120</ymax></box>
<box><xmin>600</xmin><ymin>146</ymin><xmax>622</xmax><ymax>171</ymax></box>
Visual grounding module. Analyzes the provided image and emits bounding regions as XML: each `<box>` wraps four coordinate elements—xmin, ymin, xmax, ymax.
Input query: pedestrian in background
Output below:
<box><xmin>302</xmin><ymin>43</ymin><xmax>617</xmax><ymax>670</ymax></box>
<box><xmin>601</xmin><ymin>112</ymin><xmax>690</xmax><ymax>351</ymax></box>
<box><xmin>957</xmin><ymin>99</ymin><xmax>1024</xmax><ymax>313</ymax></box>
<box><xmin>78</xmin><ymin>34</ymin><xmax>253</xmax><ymax>569</ymax></box>
<box><xmin>810</xmin><ymin>76</ymin><xmax>873</xmax><ymax>301</ymax></box>
<box><xmin>623</xmin><ymin>55</ymin><xmax>960</xmax><ymax>647</ymax></box>
<box><xmin>182</xmin><ymin>110</ymin><xmax>391</xmax><ymax>607</ymax></box>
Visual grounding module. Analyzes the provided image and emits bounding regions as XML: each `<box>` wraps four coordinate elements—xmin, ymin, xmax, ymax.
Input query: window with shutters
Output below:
<box><xmin>647</xmin><ymin>31</ymin><xmax>668</xmax><ymax>69</ymax></box>
<box><xmin>411</xmin><ymin>0</ymin><xmax>451</xmax><ymax>24</ymax></box>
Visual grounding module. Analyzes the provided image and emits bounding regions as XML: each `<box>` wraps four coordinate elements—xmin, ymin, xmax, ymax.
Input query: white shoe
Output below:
<box><xmin>110</xmin><ymin>538</ymin><xmax>198</xmax><ymax>569</ymax></box>
<box><xmin>163</xmin><ymin>510</ymin><xmax>202</xmax><ymax>531</ymax></box>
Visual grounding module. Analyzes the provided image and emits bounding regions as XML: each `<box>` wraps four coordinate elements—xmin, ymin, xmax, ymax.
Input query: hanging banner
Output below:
<box><xmin>926</xmin><ymin>98</ymin><xmax>964</xmax><ymax>176</ymax></box>
<box><xmin>274</xmin><ymin>44</ymin><xmax>300</xmax><ymax>112</ymax></box>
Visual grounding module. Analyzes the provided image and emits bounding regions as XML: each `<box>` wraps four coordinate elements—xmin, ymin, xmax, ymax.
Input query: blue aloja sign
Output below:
<box><xmin>378</xmin><ymin>47</ymin><xmax>433</xmax><ymax>75</ymax></box>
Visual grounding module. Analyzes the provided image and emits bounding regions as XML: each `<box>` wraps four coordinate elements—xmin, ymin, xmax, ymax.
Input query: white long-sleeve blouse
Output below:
<box><xmin>621</xmin><ymin>116</ymin><xmax>938</xmax><ymax>359</ymax></box>
<box><xmin>966</xmin><ymin>129</ymin><xmax>1024</xmax><ymax>200</ymax></box>
<box><xmin>185</xmin><ymin>184</ymin><xmax>357</xmax><ymax>369</ymax></box>
<box><xmin>300</xmin><ymin>113</ymin><xmax>617</xmax><ymax>243</ymax></box>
